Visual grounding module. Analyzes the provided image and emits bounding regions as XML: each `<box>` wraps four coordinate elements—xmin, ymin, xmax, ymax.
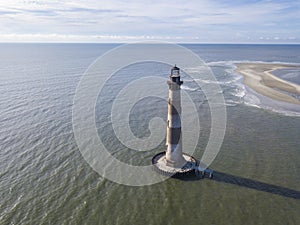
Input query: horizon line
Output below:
<box><xmin>1</xmin><ymin>42</ymin><xmax>300</xmax><ymax>45</ymax></box>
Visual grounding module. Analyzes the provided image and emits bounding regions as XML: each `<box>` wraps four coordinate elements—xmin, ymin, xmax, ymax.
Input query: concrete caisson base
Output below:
<box><xmin>152</xmin><ymin>152</ymin><xmax>198</xmax><ymax>178</ymax></box>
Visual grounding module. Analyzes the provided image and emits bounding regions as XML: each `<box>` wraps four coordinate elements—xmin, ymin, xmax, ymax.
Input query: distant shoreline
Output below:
<box><xmin>235</xmin><ymin>63</ymin><xmax>300</xmax><ymax>105</ymax></box>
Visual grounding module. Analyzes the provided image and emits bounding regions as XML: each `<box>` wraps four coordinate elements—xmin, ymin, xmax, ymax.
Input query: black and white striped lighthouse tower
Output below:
<box><xmin>152</xmin><ymin>65</ymin><xmax>200</xmax><ymax>178</ymax></box>
<box><xmin>165</xmin><ymin>65</ymin><xmax>186</xmax><ymax>167</ymax></box>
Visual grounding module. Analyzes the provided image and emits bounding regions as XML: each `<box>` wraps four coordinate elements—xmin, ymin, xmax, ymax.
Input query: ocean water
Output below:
<box><xmin>0</xmin><ymin>43</ymin><xmax>300</xmax><ymax>225</ymax></box>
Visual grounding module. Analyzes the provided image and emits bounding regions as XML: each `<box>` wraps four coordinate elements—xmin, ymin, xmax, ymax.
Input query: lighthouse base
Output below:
<box><xmin>152</xmin><ymin>152</ymin><xmax>198</xmax><ymax>178</ymax></box>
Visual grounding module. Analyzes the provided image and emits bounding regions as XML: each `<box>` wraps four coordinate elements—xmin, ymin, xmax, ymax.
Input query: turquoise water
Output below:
<box><xmin>0</xmin><ymin>44</ymin><xmax>300</xmax><ymax>225</ymax></box>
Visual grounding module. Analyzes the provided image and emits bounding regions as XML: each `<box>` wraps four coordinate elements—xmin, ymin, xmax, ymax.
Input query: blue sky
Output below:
<box><xmin>0</xmin><ymin>0</ymin><xmax>299</xmax><ymax>43</ymax></box>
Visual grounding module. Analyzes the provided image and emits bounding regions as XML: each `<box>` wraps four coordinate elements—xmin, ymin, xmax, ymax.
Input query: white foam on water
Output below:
<box><xmin>224</xmin><ymin>99</ymin><xmax>239</xmax><ymax>107</ymax></box>
<box><xmin>208</xmin><ymin>60</ymin><xmax>300</xmax><ymax>67</ymax></box>
<box><xmin>243</xmin><ymin>92</ymin><xmax>262</xmax><ymax>109</ymax></box>
<box><xmin>181</xmin><ymin>85</ymin><xmax>199</xmax><ymax>92</ymax></box>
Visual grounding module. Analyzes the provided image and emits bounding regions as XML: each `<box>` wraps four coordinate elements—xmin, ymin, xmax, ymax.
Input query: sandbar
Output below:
<box><xmin>235</xmin><ymin>63</ymin><xmax>300</xmax><ymax>105</ymax></box>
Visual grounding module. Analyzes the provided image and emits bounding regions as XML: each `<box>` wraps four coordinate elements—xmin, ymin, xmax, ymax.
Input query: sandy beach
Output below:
<box><xmin>235</xmin><ymin>63</ymin><xmax>300</xmax><ymax>105</ymax></box>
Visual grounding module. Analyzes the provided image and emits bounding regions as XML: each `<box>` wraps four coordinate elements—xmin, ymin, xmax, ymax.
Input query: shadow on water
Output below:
<box><xmin>178</xmin><ymin>171</ymin><xmax>300</xmax><ymax>200</ymax></box>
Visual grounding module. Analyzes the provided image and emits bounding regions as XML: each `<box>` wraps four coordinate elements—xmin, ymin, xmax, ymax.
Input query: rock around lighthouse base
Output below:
<box><xmin>152</xmin><ymin>152</ymin><xmax>198</xmax><ymax>178</ymax></box>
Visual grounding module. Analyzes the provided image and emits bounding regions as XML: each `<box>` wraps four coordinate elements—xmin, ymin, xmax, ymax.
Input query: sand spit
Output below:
<box><xmin>235</xmin><ymin>63</ymin><xmax>300</xmax><ymax>105</ymax></box>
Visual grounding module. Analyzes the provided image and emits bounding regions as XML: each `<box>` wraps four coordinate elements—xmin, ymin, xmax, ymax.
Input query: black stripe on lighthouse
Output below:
<box><xmin>167</xmin><ymin>127</ymin><xmax>181</xmax><ymax>144</ymax></box>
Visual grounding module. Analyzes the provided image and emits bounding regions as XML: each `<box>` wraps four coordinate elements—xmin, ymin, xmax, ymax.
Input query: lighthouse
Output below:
<box><xmin>165</xmin><ymin>65</ymin><xmax>186</xmax><ymax>167</ymax></box>
<box><xmin>152</xmin><ymin>65</ymin><xmax>199</xmax><ymax>178</ymax></box>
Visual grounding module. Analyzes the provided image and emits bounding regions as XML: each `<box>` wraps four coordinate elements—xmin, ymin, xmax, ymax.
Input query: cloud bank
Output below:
<box><xmin>0</xmin><ymin>0</ymin><xmax>299</xmax><ymax>43</ymax></box>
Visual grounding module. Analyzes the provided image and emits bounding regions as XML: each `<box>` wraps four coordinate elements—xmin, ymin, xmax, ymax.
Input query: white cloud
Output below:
<box><xmin>0</xmin><ymin>33</ymin><xmax>188</xmax><ymax>43</ymax></box>
<box><xmin>0</xmin><ymin>0</ymin><xmax>299</xmax><ymax>43</ymax></box>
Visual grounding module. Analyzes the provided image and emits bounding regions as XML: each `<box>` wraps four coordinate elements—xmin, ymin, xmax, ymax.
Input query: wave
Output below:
<box><xmin>184</xmin><ymin>74</ymin><xmax>242</xmax><ymax>85</ymax></box>
<box><xmin>224</xmin><ymin>99</ymin><xmax>239</xmax><ymax>107</ymax></box>
<box><xmin>207</xmin><ymin>60</ymin><xmax>300</xmax><ymax>67</ymax></box>
<box><xmin>181</xmin><ymin>85</ymin><xmax>199</xmax><ymax>92</ymax></box>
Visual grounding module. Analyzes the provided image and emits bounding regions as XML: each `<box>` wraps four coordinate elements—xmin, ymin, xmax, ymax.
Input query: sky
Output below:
<box><xmin>0</xmin><ymin>0</ymin><xmax>299</xmax><ymax>43</ymax></box>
